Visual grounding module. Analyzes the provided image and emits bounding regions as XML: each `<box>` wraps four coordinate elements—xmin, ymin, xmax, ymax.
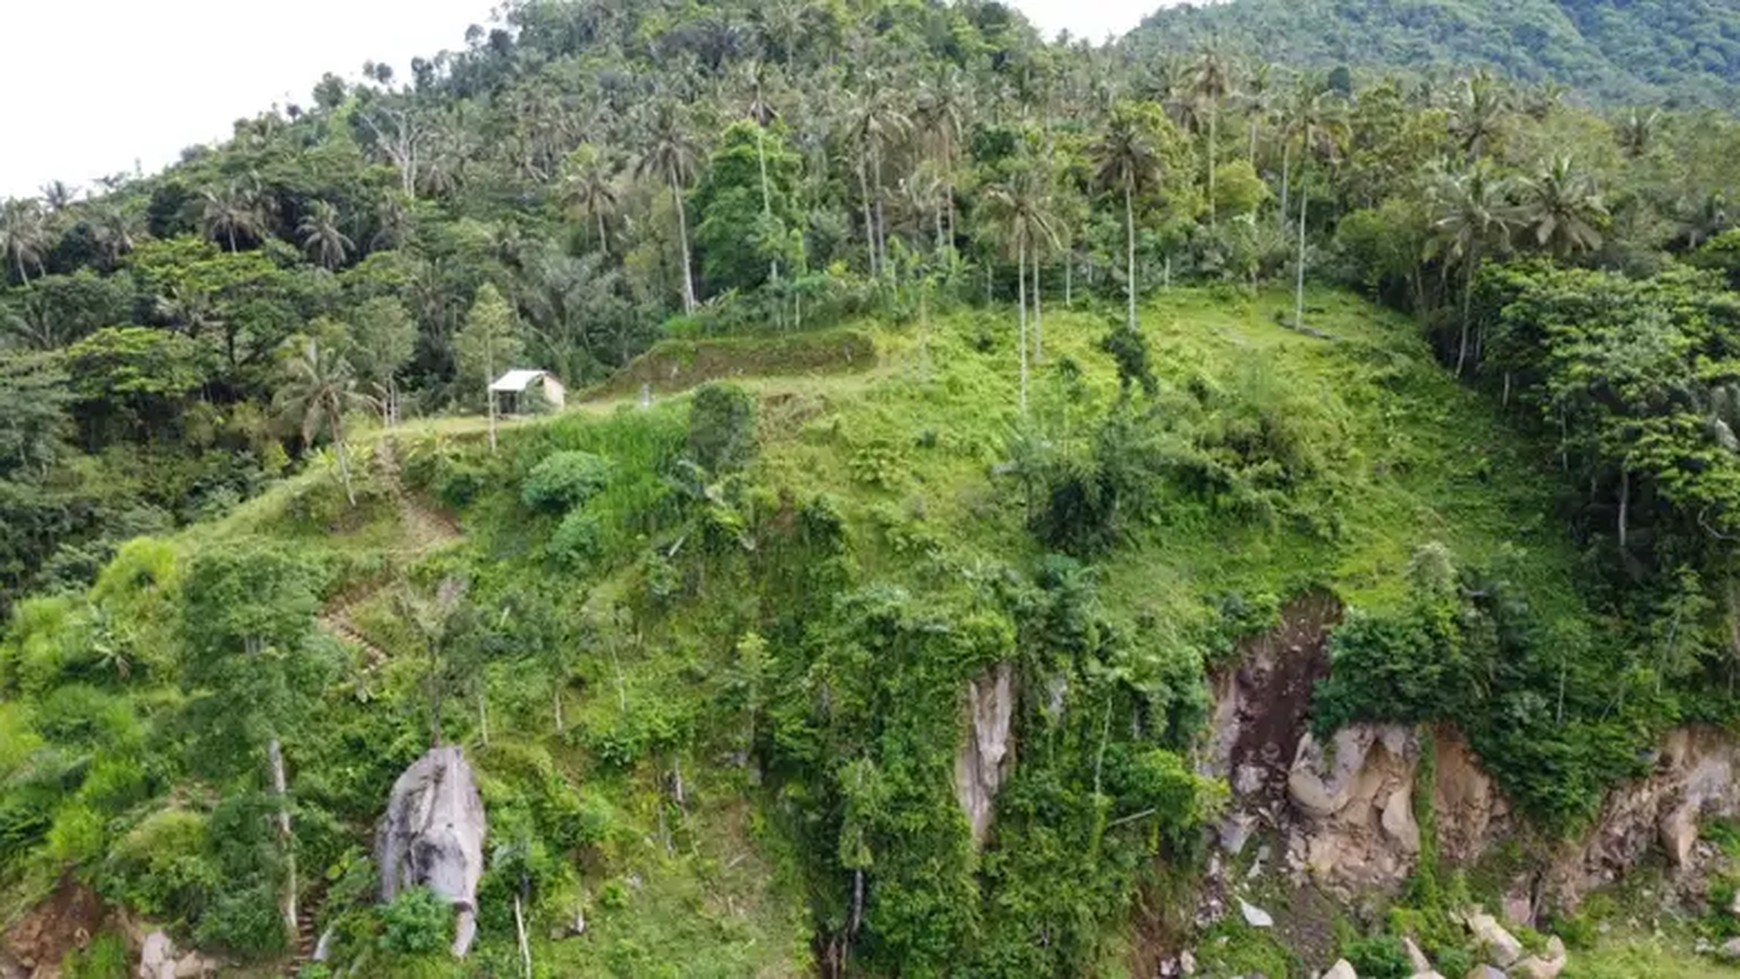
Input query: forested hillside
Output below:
<box><xmin>5</xmin><ymin>0</ymin><xmax>1740</xmax><ymax>976</ymax></box>
<box><xmin>1130</xmin><ymin>0</ymin><xmax>1740</xmax><ymax>106</ymax></box>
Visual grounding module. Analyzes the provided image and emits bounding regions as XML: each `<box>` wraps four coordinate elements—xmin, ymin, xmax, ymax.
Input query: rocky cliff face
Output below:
<box><xmin>1205</xmin><ymin>596</ymin><xmax>1740</xmax><ymax>918</ymax></box>
<box><xmin>376</xmin><ymin>746</ymin><xmax>488</xmax><ymax>957</ymax></box>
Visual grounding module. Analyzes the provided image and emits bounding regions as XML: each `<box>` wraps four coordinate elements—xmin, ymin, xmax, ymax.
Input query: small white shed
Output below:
<box><xmin>489</xmin><ymin>369</ymin><xmax>566</xmax><ymax>414</ymax></box>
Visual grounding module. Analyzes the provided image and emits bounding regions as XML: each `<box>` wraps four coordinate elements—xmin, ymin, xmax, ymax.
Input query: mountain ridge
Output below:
<box><xmin>1128</xmin><ymin>0</ymin><xmax>1740</xmax><ymax>105</ymax></box>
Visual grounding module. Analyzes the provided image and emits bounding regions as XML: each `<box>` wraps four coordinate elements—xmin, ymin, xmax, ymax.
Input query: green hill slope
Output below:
<box><xmin>1</xmin><ymin>288</ymin><xmax>1614</xmax><ymax>976</ymax></box>
<box><xmin>1128</xmin><ymin>0</ymin><xmax>1740</xmax><ymax>105</ymax></box>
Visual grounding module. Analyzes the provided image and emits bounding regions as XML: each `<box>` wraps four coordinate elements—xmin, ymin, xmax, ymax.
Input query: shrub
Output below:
<box><xmin>686</xmin><ymin>383</ymin><xmax>759</xmax><ymax>474</ymax></box>
<box><xmin>379</xmin><ymin>887</ymin><xmax>453</xmax><ymax>956</ymax></box>
<box><xmin>194</xmin><ymin>884</ymin><xmax>289</xmax><ymax>960</ymax></box>
<box><xmin>549</xmin><ymin>510</ymin><xmax>603</xmax><ymax>568</ymax></box>
<box><xmin>62</xmin><ymin>932</ymin><xmax>128</xmax><ymax>979</ymax></box>
<box><xmin>521</xmin><ymin>451</ymin><xmax>613</xmax><ymax>513</ymax></box>
<box><xmin>102</xmin><ymin>808</ymin><xmax>221</xmax><ymax>925</ymax></box>
<box><xmin>1344</xmin><ymin>934</ymin><xmax>1412</xmax><ymax>979</ymax></box>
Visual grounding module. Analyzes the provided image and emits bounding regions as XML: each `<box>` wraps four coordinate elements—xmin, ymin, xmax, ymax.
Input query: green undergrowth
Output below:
<box><xmin>1</xmin><ymin>287</ymin><xmax>1609</xmax><ymax>975</ymax></box>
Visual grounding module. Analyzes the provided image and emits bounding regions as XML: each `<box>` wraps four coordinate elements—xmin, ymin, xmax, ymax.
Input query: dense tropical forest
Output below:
<box><xmin>1132</xmin><ymin>0</ymin><xmax>1740</xmax><ymax>107</ymax></box>
<box><xmin>5</xmin><ymin>0</ymin><xmax>1740</xmax><ymax>976</ymax></box>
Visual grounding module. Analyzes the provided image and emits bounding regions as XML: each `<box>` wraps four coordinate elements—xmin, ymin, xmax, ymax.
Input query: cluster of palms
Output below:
<box><xmin>0</xmin><ymin>0</ymin><xmax>1723</xmax><ymax>422</ymax></box>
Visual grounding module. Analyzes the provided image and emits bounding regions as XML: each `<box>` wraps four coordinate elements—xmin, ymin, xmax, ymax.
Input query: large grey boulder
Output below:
<box><xmin>955</xmin><ymin>663</ymin><xmax>1015</xmax><ymax>848</ymax></box>
<box><xmin>1465</xmin><ymin>911</ymin><xmax>1523</xmax><ymax>968</ymax></box>
<box><xmin>376</xmin><ymin>746</ymin><xmax>488</xmax><ymax>957</ymax></box>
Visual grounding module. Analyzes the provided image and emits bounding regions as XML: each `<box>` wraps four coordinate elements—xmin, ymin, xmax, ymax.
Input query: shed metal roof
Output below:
<box><xmin>489</xmin><ymin>369</ymin><xmax>554</xmax><ymax>393</ymax></box>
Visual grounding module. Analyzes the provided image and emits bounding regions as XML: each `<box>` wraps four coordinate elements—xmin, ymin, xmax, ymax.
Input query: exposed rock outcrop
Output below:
<box><xmin>955</xmin><ymin>663</ymin><xmax>1014</xmax><ymax>848</ymax></box>
<box><xmin>376</xmin><ymin>746</ymin><xmax>488</xmax><ymax>957</ymax></box>
<box><xmin>1548</xmin><ymin>727</ymin><xmax>1740</xmax><ymax>906</ymax></box>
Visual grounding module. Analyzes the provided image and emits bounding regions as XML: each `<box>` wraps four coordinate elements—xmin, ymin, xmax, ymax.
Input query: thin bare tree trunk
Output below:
<box><xmin>514</xmin><ymin>892</ymin><xmax>532</xmax><ymax>978</ymax></box>
<box><xmin>477</xmin><ymin>683</ymin><xmax>489</xmax><ymax>746</ymax></box>
<box><xmin>1619</xmin><ymin>468</ymin><xmax>1630</xmax><ymax>552</ymax></box>
<box><xmin>267</xmin><ymin>736</ymin><xmax>297</xmax><ymax>936</ymax></box>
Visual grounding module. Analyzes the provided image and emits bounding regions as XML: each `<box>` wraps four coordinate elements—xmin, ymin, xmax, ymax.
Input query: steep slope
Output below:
<box><xmin>1128</xmin><ymin>0</ymin><xmax>1740</xmax><ymax>105</ymax></box>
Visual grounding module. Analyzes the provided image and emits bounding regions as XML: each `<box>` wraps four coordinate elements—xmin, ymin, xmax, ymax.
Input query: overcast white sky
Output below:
<box><xmin>0</xmin><ymin>0</ymin><xmax>1161</xmax><ymax>200</ymax></box>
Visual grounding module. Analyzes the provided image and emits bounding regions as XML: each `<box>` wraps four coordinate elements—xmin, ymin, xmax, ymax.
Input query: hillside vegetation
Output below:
<box><xmin>0</xmin><ymin>287</ymin><xmax>1604</xmax><ymax>977</ymax></box>
<box><xmin>1129</xmin><ymin>0</ymin><xmax>1740</xmax><ymax>106</ymax></box>
<box><xmin>4</xmin><ymin>0</ymin><xmax>1740</xmax><ymax>975</ymax></box>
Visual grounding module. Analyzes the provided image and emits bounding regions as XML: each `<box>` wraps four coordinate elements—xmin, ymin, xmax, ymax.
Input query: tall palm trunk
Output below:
<box><xmin>670</xmin><ymin>171</ymin><xmax>696</xmax><ymax>313</ymax></box>
<box><xmin>596</xmin><ymin>211</ymin><xmax>609</xmax><ymax>256</ymax></box>
<box><xmin>1294</xmin><ymin>180</ymin><xmax>1309</xmax><ymax>329</ymax></box>
<box><xmin>756</xmin><ymin>124</ymin><xmax>778</xmax><ymax>284</ymax></box>
<box><xmin>1017</xmin><ymin>236</ymin><xmax>1029</xmax><ymax>416</ymax></box>
<box><xmin>858</xmin><ymin>161</ymin><xmax>878</xmax><ymax>276</ymax></box>
<box><xmin>1032</xmin><ymin>248</ymin><xmax>1044</xmax><ymax>363</ymax></box>
<box><xmin>1207</xmin><ymin>105</ymin><xmax>1218</xmax><ymax>229</ymax></box>
<box><xmin>873</xmin><ymin>147</ymin><xmax>889</xmax><ymax>277</ymax></box>
<box><xmin>1279</xmin><ymin>141</ymin><xmax>1291</xmax><ymax>233</ymax></box>
<box><xmin>13</xmin><ymin>255</ymin><xmax>27</xmax><ymax>288</ymax></box>
<box><xmin>1456</xmin><ymin>253</ymin><xmax>1478</xmax><ymax>377</ymax></box>
<box><xmin>1124</xmin><ymin>177</ymin><xmax>1138</xmax><ymax>332</ymax></box>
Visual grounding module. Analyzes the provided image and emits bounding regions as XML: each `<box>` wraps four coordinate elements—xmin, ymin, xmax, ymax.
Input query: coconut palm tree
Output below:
<box><xmin>1453</xmin><ymin>71</ymin><xmax>1509</xmax><ymax>162</ymax></box>
<box><xmin>1428</xmin><ymin>163</ymin><xmax>1517</xmax><ymax>377</ymax></box>
<box><xmin>89</xmin><ymin>202</ymin><xmax>144</xmax><ymax>268</ymax></box>
<box><xmin>846</xmin><ymin>84</ymin><xmax>912</xmax><ymax>277</ymax></box>
<box><xmin>1188</xmin><ymin>47</ymin><xmax>1235</xmax><ymax>229</ymax></box>
<box><xmin>1617</xmin><ymin>108</ymin><xmax>1660</xmax><ymax>160</ymax></box>
<box><xmin>276</xmin><ymin>338</ymin><xmax>376</xmax><ymax>506</ymax></box>
<box><xmin>1283</xmin><ymin>87</ymin><xmax>1350</xmax><ymax>329</ymax></box>
<box><xmin>199</xmin><ymin>182</ymin><xmax>264</xmax><ymax>252</ymax></box>
<box><xmin>634</xmin><ymin>101</ymin><xmax>702</xmax><ymax>313</ymax></box>
<box><xmin>1516</xmin><ymin>157</ymin><xmax>1608</xmax><ymax>259</ymax></box>
<box><xmin>560</xmin><ymin>149</ymin><xmax>621</xmax><ymax>254</ymax></box>
<box><xmin>299</xmin><ymin>200</ymin><xmax>355</xmax><ymax>269</ymax></box>
<box><xmin>39</xmin><ymin>181</ymin><xmax>76</xmax><ymax>214</ymax></box>
<box><xmin>373</xmin><ymin>193</ymin><xmax>414</xmax><ymax>249</ymax></box>
<box><xmin>914</xmin><ymin>67</ymin><xmax>970</xmax><ymax>249</ymax></box>
<box><xmin>0</xmin><ymin>199</ymin><xmax>50</xmax><ymax>286</ymax></box>
<box><xmin>982</xmin><ymin>163</ymin><xmax>1062</xmax><ymax>416</ymax></box>
<box><xmin>1090</xmin><ymin>105</ymin><xmax>1166</xmax><ymax>333</ymax></box>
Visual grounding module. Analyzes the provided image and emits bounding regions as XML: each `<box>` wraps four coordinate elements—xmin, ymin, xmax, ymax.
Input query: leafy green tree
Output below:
<box><xmin>344</xmin><ymin>297</ymin><xmax>417</xmax><ymax>425</ymax></box>
<box><xmin>454</xmin><ymin>283</ymin><xmax>524</xmax><ymax>452</ymax></box>
<box><xmin>274</xmin><ymin>338</ymin><xmax>374</xmax><ymax>505</ymax></box>
<box><xmin>179</xmin><ymin>544</ymin><xmax>323</xmax><ymax>940</ymax></box>
<box><xmin>694</xmin><ymin>121</ymin><xmax>804</xmax><ymax>294</ymax></box>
